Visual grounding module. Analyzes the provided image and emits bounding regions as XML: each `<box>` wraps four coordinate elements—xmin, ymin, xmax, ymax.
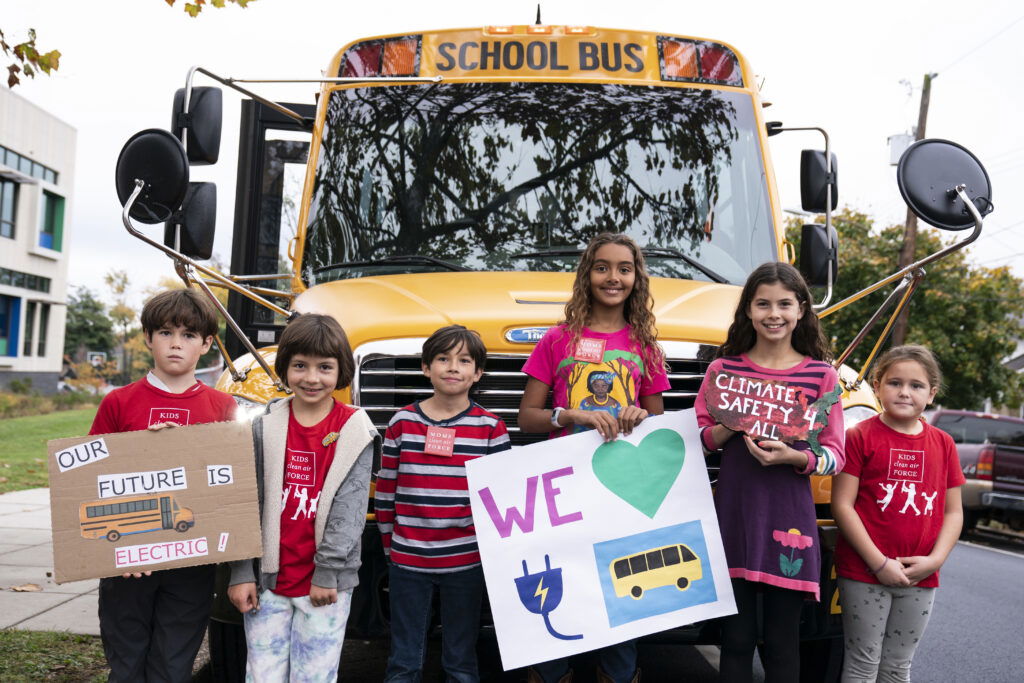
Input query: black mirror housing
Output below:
<box><xmin>172</xmin><ymin>86</ymin><xmax>223</xmax><ymax>165</ymax></box>
<box><xmin>800</xmin><ymin>150</ymin><xmax>838</xmax><ymax>213</ymax></box>
<box><xmin>799</xmin><ymin>223</ymin><xmax>838</xmax><ymax>287</ymax></box>
<box><xmin>115</xmin><ymin>129</ymin><xmax>190</xmax><ymax>224</ymax></box>
<box><xmin>165</xmin><ymin>182</ymin><xmax>216</xmax><ymax>260</ymax></box>
<box><xmin>897</xmin><ymin>138</ymin><xmax>993</xmax><ymax>231</ymax></box>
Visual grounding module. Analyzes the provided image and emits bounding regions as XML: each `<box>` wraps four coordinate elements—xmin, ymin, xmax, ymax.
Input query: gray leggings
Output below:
<box><xmin>838</xmin><ymin>577</ymin><xmax>936</xmax><ymax>683</ymax></box>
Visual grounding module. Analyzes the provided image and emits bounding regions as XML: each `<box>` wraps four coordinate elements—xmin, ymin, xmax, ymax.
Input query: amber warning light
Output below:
<box><xmin>341</xmin><ymin>35</ymin><xmax>421</xmax><ymax>77</ymax></box>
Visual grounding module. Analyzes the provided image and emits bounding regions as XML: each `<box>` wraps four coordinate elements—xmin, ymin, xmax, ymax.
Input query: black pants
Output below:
<box><xmin>719</xmin><ymin>578</ymin><xmax>804</xmax><ymax>683</ymax></box>
<box><xmin>99</xmin><ymin>564</ymin><xmax>215</xmax><ymax>682</ymax></box>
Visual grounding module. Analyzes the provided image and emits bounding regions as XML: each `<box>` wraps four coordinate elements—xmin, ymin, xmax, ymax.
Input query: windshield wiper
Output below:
<box><xmin>513</xmin><ymin>247</ymin><xmax>727</xmax><ymax>284</ymax></box>
<box><xmin>641</xmin><ymin>247</ymin><xmax>727</xmax><ymax>284</ymax></box>
<box><xmin>314</xmin><ymin>255</ymin><xmax>471</xmax><ymax>274</ymax></box>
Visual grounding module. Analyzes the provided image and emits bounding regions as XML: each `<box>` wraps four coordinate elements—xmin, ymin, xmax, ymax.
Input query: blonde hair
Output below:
<box><xmin>562</xmin><ymin>233</ymin><xmax>666</xmax><ymax>377</ymax></box>
<box><xmin>871</xmin><ymin>344</ymin><xmax>943</xmax><ymax>394</ymax></box>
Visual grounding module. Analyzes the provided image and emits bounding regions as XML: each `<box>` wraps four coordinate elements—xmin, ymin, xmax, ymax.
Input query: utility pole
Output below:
<box><xmin>891</xmin><ymin>72</ymin><xmax>937</xmax><ymax>347</ymax></box>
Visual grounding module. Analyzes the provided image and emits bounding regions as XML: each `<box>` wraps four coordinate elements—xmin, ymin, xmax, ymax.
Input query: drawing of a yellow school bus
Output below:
<box><xmin>79</xmin><ymin>494</ymin><xmax>195</xmax><ymax>542</ymax></box>
<box><xmin>610</xmin><ymin>543</ymin><xmax>703</xmax><ymax>599</ymax></box>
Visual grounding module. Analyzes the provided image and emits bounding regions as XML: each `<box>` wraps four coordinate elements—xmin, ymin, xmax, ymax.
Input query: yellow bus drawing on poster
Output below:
<box><xmin>610</xmin><ymin>543</ymin><xmax>703</xmax><ymax>599</ymax></box>
<box><xmin>79</xmin><ymin>494</ymin><xmax>195</xmax><ymax>542</ymax></box>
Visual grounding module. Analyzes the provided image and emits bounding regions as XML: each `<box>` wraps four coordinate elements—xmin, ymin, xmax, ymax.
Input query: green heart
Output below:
<box><xmin>591</xmin><ymin>428</ymin><xmax>685</xmax><ymax>518</ymax></box>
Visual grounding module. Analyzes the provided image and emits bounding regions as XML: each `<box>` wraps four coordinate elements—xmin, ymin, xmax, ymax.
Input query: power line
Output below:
<box><xmin>939</xmin><ymin>13</ymin><xmax>1024</xmax><ymax>74</ymax></box>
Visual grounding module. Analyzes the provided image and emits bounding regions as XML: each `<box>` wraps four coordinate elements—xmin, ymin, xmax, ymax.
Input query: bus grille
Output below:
<box><xmin>356</xmin><ymin>353</ymin><xmax>711</xmax><ymax>450</ymax></box>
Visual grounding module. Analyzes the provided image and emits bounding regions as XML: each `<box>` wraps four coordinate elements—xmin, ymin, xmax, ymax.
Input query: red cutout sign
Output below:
<box><xmin>704</xmin><ymin>368</ymin><xmax>819</xmax><ymax>443</ymax></box>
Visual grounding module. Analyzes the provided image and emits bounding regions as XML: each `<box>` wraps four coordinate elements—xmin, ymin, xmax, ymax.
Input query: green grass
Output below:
<box><xmin>0</xmin><ymin>408</ymin><xmax>97</xmax><ymax>493</ymax></box>
<box><xmin>0</xmin><ymin>630</ymin><xmax>107</xmax><ymax>681</ymax></box>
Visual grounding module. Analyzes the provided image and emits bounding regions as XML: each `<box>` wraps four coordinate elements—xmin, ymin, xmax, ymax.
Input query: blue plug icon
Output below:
<box><xmin>514</xmin><ymin>555</ymin><xmax>583</xmax><ymax>641</ymax></box>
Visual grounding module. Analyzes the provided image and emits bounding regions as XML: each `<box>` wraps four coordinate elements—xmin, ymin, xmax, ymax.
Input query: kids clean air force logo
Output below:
<box><xmin>466</xmin><ymin>411</ymin><xmax>735</xmax><ymax>671</ymax></box>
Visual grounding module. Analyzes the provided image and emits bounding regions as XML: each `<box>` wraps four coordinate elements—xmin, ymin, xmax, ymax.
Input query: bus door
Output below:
<box><xmin>226</xmin><ymin>100</ymin><xmax>315</xmax><ymax>358</ymax></box>
<box><xmin>160</xmin><ymin>496</ymin><xmax>173</xmax><ymax>529</ymax></box>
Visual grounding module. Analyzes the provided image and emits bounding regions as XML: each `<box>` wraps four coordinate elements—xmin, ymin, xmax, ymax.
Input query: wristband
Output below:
<box><xmin>870</xmin><ymin>557</ymin><xmax>889</xmax><ymax>574</ymax></box>
<box><xmin>551</xmin><ymin>407</ymin><xmax>565</xmax><ymax>427</ymax></box>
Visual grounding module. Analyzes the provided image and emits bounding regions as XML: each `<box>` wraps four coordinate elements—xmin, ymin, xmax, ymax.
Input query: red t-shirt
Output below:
<box><xmin>274</xmin><ymin>400</ymin><xmax>356</xmax><ymax>597</ymax></box>
<box><xmin>89</xmin><ymin>377</ymin><xmax>236</xmax><ymax>435</ymax></box>
<box><xmin>835</xmin><ymin>415</ymin><xmax>965</xmax><ymax>587</ymax></box>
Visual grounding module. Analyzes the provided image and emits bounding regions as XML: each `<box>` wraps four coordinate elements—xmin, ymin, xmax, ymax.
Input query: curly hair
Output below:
<box><xmin>562</xmin><ymin>232</ymin><xmax>666</xmax><ymax>378</ymax></box>
<box><xmin>718</xmin><ymin>262</ymin><xmax>831</xmax><ymax>361</ymax></box>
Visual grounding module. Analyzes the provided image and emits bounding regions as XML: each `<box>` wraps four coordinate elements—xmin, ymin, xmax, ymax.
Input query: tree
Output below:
<box><xmin>788</xmin><ymin>209</ymin><xmax>1024</xmax><ymax>410</ymax></box>
<box><xmin>105</xmin><ymin>270</ymin><xmax>139</xmax><ymax>383</ymax></box>
<box><xmin>3</xmin><ymin>0</ymin><xmax>255</xmax><ymax>87</ymax></box>
<box><xmin>64</xmin><ymin>287</ymin><xmax>115</xmax><ymax>356</ymax></box>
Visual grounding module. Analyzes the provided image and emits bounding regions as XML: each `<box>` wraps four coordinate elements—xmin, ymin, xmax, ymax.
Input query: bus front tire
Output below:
<box><xmin>676</xmin><ymin>577</ymin><xmax>689</xmax><ymax>590</ymax></box>
<box><xmin>175</xmin><ymin>521</ymin><xmax>190</xmax><ymax>532</ymax></box>
<box><xmin>106</xmin><ymin>530</ymin><xmax>120</xmax><ymax>542</ymax></box>
<box><xmin>630</xmin><ymin>586</ymin><xmax>643</xmax><ymax>599</ymax></box>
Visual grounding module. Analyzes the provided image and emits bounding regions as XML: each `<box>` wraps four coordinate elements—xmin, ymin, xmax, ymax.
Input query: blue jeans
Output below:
<box><xmin>384</xmin><ymin>563</ymin><xmax>485</xmax><ymax>683</ymax></box>
<box><xmin>531</xmin><ymin>640</ymin><xmax>638</xmax><ymax>682</ymax></box>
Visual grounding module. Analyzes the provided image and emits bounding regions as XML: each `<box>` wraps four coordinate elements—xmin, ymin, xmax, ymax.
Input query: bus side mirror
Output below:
<box><xmin>897</xmin><ymin>138</ymin><xmax>993</xmax><ymax>231</ymax></box>
<box><xmin>799</xmin><ymin>223</ymin><xmax>838</xmax><ymax>287</ymax></box>
<box><xmin>172</xmin><ymin>86</ymin><xmax>223</xmax><ymax>165</ymax></box>
<box><xmin>115</xmin><ymin>129</ymin><xmax>189</xmax><ymax>224</ymax></box>
<box><xmin>164</xmin><ymin>182</ymin><xmax>216</xmax><ymax>259</ymax></box>
<box><xmin>800</xmin><ymin>150</ymin><xmax>838</xmax><ymax>214</ymax></box>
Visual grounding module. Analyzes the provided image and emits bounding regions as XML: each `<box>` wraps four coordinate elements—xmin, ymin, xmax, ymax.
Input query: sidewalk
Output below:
<box><xmin>0</xmin><ymin>487</ymin><xmax>100</xmax><ymax>635</ymax></box>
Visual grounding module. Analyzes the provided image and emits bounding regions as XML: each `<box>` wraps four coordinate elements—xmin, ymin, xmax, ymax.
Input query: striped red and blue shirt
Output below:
<box><xmin>374</xmin><ymin>401</ymin><xmax>510</xmax><ymax>573</ymax></box>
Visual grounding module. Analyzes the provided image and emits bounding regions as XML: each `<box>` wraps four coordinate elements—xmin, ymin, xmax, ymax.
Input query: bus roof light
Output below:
<box><xmin>527</xmin><ymin>25</ymin><xmax>553</xmax><ymax>34</ymax></box>
<box><xmin>662</xmin><ymin>40</ymin><xmax>698</xmax><ymax>80</ymax></box>
<box><xmin>341</xmin><ymin>42</ymin><xmax>382</xmax><ymax>77</ymax></box>
<box><xmin>382</xmin><ymin>38</ymin><xmax>419</xmax><ymax>76</ymax></box>
<box><xmin>486</xmin><ymin>26</ymin><xmax>514</xmax><ymax>34</ymax></box>
<box><xmin>566</xmin><ymin>26</ymin><xmax>594</xmax><ymax>35</ymax></box>
<box><xmin>699</xmin><ymin>45</ymin><xmax>742</xmax><ymax>86</ymax></box>
<box><xmin>659</xmin><ymin>37</ymin><xmax>743</xmax><ymax>87</ymax></box>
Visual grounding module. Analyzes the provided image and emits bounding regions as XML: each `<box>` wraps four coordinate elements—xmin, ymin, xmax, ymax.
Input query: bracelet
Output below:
<box><xmin>870</xmin><ymin>557</ymin><xmax>889</xmax><ymax>574</ymax></box>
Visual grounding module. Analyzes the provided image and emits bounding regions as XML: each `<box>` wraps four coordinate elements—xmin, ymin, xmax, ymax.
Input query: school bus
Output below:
<box><xmin>113</xmin><ymin>21</ymin><xmax>991</xmax><ymax>680</ymax></box>
<box><xmin>79</xmin><ymin>493</ymin><xmax>195</xmax><ymax>542</ymax></box>
<box><xmin>611</xmin><ymin>543</ymin><xmax>703</xmax><ymax>599</ymax></box>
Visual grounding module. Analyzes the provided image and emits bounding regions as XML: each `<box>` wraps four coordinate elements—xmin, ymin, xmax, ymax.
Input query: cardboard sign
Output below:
<box><xmin>47</xmin><ymin>421</ymin><xmax>262</xmax><ymax>584</ymax></box>
<box><xmin>466</xmin><ymin>411</ymin><xmax>735</xmax><ymax>671</ymax></box>
<box><xmin>704</xmin><ymin>368</ymin><xmax>822</xmax><ymax>443</ymax></box>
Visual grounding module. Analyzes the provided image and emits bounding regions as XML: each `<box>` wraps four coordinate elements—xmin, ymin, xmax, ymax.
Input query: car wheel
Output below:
<box><xmin>176</xmin><ymin>521</ymin><xmax>189</xmax><ymax>532</ymax></box>
<box><xmin>106</xmin><ymin>530</ymin><xmax>120</xmax><ymax>542</ymax></box>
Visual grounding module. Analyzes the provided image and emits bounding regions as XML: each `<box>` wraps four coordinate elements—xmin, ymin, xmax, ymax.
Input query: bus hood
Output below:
<box><xmin>293</xmin><ymin>271</ymin><xmax>739</xmax><ymax>353</ymax></box>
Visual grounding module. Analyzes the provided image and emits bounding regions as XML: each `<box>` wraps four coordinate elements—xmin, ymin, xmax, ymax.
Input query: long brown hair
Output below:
<box><xmin>562</xmin><ymin>233</ymin><xmax>666</xmax><ymax>377</ymax></box>
<box><xmin>718</xmin><ymin>262</ymin><xmax>831</xmax><ymax>361</ymax></box>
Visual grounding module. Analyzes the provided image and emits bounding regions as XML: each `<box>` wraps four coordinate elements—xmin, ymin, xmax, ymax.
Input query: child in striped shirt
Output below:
<box><xmin>375</xmin><ymin>325</ymin><xmax>511</xmax><ymax>682</ymax></box>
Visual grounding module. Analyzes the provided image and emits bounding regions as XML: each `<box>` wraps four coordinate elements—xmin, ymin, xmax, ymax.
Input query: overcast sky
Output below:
<box><xmin>5</xmin><ymin>0</ymin><xmax>1023</xmax><ymax>307</ymax></box>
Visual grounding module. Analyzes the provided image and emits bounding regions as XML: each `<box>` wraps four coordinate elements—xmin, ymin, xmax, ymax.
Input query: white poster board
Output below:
<box><xmin>467</xmin><ymin>410</ymin><xmax>736</xmax><ymax>671</ymax></box>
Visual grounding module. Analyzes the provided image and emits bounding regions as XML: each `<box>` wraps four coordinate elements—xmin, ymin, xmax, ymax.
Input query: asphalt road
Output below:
<box><xmin>329</xmin><ymin>529</ymin><xmax>1023</xmax><ymax>682</ymax></box>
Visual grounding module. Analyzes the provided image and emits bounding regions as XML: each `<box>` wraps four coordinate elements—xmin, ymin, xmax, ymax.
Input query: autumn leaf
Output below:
<box><xmin>10</xmin><ymin>583</ymin><xmax>43</xmax><ymax>592</ymax></box>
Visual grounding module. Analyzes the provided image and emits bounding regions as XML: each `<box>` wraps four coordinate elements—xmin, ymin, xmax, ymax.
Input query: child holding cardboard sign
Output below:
<box><xmin>227</xmin><ymin>314</ymin><xmax>379</xmax><ymax>681</ymax></box>
<box><xmin>694</xmin><ymin>262</ymin><xmax>845</xmax><ymax>683</ymax></box>
<box><xmin>89</xmin><ymin>288</ymin><xmax>237</xmax><ymax>682</ymax></box>
<box><xmin>374</xmin><ymin>325</ymin><xmax>511</xmax><ymax>682</ymax></box>
<box><xmin>518</xmin><ymin>233</ymin><xmax>669</xmax><ymax>683</ymax></box>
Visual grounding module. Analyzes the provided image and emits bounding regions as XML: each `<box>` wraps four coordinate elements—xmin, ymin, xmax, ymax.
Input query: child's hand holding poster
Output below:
<box><xmin>47</xmin><ymin>421</ymin><xmax>262</xmax><ymax>583</ymax></box>
<box><xmin>703</xmin><ymin>367</ymin><xmax>841</xmax><ymax>444</ymax></box>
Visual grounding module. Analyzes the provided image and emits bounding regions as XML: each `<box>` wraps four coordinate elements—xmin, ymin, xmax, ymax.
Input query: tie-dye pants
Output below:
<box><xmin>243</xmin><ymin>588</ymin><xmax>353</xmax><ymax>682</ymax></box>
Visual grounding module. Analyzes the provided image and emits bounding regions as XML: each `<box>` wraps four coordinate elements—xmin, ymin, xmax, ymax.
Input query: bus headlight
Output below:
<box><xmin>233</xmin><ymin>396</ymin><xmax>267</xmax><ymax>423</ymax></box>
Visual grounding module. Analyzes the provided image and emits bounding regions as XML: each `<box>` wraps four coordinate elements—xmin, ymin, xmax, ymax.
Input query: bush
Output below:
<box><xmin>0</xmin><ymin>390</ymin><xmax>101</xmax><ymax>419</ymax></box>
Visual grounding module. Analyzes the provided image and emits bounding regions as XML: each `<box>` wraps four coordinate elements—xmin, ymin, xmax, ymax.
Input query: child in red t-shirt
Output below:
<box><xmin>833</xmin><ymin>345</ymin><xmax>965</xmax><ymax>682</ymax></box>
<box><xmin>228</xmin><ymin>314</ymin><xmax>378</xmax><ymax>682</ymax></box>
<box><xmin>90</xmin><ymin>288</ymin><xmax>236</xmax><ymax>682</ymax></box>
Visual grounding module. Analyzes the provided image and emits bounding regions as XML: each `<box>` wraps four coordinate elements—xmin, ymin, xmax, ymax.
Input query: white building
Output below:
<box><xmin>0</xmin><ymin>88</ymin><xmax>75</xmax><ymax>393</ymax></box>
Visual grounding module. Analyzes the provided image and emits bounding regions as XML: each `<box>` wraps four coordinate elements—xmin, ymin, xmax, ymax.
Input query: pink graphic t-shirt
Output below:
<box><xmin>522</xmin><ymin>324</ymin><xmax>670</xmax><ymax>438</ymax></box>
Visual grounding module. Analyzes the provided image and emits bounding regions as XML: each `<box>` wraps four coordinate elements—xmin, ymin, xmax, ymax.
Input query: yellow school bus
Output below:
<box><xmin>79</xmin><ymin>494</ymin><xmax>195</xmax><ymax>542</ymax></box>
<box><xmin>611</xmin><ymin>543</ymin><xmax>704</xmax><ymax>599</ymax></box>
<box><xmin>114</xmin><ymin>20</ymin><xmax>991</xmax><ymax>678</ymax></box>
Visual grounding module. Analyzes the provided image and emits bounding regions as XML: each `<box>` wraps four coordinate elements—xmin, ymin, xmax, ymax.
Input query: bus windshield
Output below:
<box><xmin>304</xmin><ymin>82</ymin><xmax>774</xmax><ymax>286</ymax></box>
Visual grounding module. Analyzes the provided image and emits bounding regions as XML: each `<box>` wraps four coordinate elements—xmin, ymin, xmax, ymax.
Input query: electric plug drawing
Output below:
<box><xmin>514</xmin><ymin>555</ymin><xmax>583</xmax><ymax>641</ymax></box>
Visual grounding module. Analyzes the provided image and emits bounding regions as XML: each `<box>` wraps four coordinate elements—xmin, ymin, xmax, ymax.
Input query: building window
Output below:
<box><xmin>37</xmin><ymin>303</ymin><xmax>49</xmax><ymax>356</ymax></box>
<box><xmin>0</xmin><ymin>267</ymin><xmax>50</xmax><ymax>293</ymax></box>
<box><xmin>0</xmin><ymin>145</ymin><xmax>58</xmax><ymax>184</ymax></box>
<box><xmin>39</xmin><ymin>191</ymin><xmax>64</xmax><ymax>251</ymax></box>
<box><xmin>0</xmin><ymin>295</ymin><xmax>19</xmax><ymax>357</ymax></box>
<box><xmin>1</xmin><ymin>179</ymin><xmax>16</xmax><ymax>239</ymax></box>
<box><xmin>23</xmin><ymin>301</ymin><xmax>36</xmax><ymax>357</ymax></box>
